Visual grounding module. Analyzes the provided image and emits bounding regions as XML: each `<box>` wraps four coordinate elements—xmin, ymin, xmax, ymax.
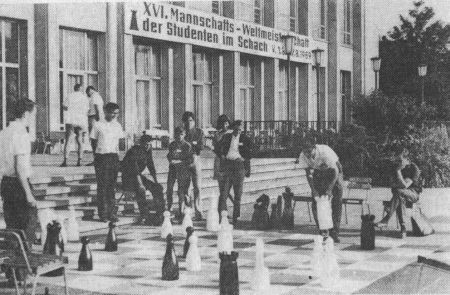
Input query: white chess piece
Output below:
<box><xmin>206</xmin><ymin>196</ymin><xmax>220</xmax><ymax>232</ymax></box>
<box><xmin>182</xmin><ymin>207</ymin><xmax>194</xmax><ymax>236</ymax></box>
<box><xmin>251</xmin><ymin>238</ymin><xmax>270</xmax><ymax>291</ymax></box>
<box><xmin>321</xmin><ymin>237</ymin><xmax>340</xmax><ymax>288</ymax></box>
<box><xmin>217</xmin><ymin>211</ymin><xmax>233</xmax><ymax>254</ymax></box>
<box><xmin>56</xmin><ymin>214</ymin><xmax>68</xmax><ymax>245</ymax></box>
<box><xmin>67</xmin><ymin>206</ymin><xmax>80</xmax><ymax>242</ymax></box>
<box><xmin>161</xmin><ymin>211</ymin><xmax>173</xmax><ymax>239</ymax></box>
<box><xmin>186</xmin><ymin>234</ymin><xmax>202</xmax><ymax>271</ymax></box>
<box><xmin>311</xmin><ymin>235</ymin><xmax>323</xmax><ymax>278</ymax></box>
<box><xmin>315</xmin><ymin>195</ymin><xmax>333</xmax><ymax>230</ymax></box>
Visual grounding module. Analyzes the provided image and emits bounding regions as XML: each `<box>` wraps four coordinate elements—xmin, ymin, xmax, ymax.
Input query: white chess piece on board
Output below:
<box><xmin>67</xmin><ymin>205</ymin><xmax>80</xmax><ymax>242</ymax></box>
<box><xmin>251</xmin><ymin>238</ymin><xmax>270</xmax><ymax>291</ymax></box>
<box><xmin>161</xmin><ymin>211</ymin><xmax>173</xmax><ymax>239</ymax></box>
<box><xmin>206</xmin><ymin>196</ymin><xmax>220</xmax><ymax>232</ymax></box>
<box><xmin>186</xmin><ymin>234</ymin><xmax>201</xmax><ymax>271</ymax></box>
<box><xmin>182</xmin><ymin>207</ymin><xmax>193</xmax><ymax>236</ymax></box>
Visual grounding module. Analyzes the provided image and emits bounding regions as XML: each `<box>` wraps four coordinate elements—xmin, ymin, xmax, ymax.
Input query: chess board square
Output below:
<box><xmin>342</xmin><ymin>244</ymin><xmax>389</xmax><ymax>253</ymax></box>
<box><xmin>267</xmin><ymin>239</ymin><xmax>314</xmax><ymax>247</ymax></box>
<box><xmin>367</xmin><ymin>254</ymin><xmax>415</xmax><ymax>263</ymax></box>
<box><xmin>270</xmin><ymin>272</ymin><xmax>311</xmax><ymax>286</ymax></box>
<box><xmin>145</xmin><ymin>235</ymin><xmax>185</xmax><ymax>242</ymax></box>
<box><xmin>197</xmin><ymin>234</ymin><xmax>218</xmax><ymax>240</ymax></box>
<box><xmin>398</xmin><ymin>244</ymin><xmax>439</xmax><ymax>250</ymax></box>
<box><xmin>340</xmin><ymin>269</ymin><xmax>385</xmax><ymax>281</ymax></box>
<box><xmin>103</xmin><ymin>282</ymin><xmax>165</xmax><ymax>295</ymax></box>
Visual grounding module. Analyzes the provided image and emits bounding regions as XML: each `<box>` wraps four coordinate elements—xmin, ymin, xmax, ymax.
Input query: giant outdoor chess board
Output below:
<box><xmin>33</xmin><ymin>220</ymin><xmax>444</xmax><ymax>295</ymax></box>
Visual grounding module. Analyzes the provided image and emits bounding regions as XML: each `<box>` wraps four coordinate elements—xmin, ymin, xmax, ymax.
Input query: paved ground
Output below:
<box><xmin>0</xmin><ymin>198</ymin><xmax>448</xmax><ymax>295</ymax></box>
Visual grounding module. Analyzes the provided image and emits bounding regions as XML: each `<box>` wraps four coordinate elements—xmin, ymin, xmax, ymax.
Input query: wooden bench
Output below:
<box><xmin>0</xmin><ymin>229</ymin><xmax>69</xmax><ymax>295</ymax></box>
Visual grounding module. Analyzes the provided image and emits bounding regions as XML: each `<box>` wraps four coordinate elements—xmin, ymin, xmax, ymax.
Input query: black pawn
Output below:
<box><xmin>129</xmin><ymin>10</ymin><xmax>139</xmax><ymax>31</ymax></box>
<box><xmin>162</xmin><ymin>234</ymin><xmax>179</xmax><ymax>281</ymax></box>
<box><xmin>78</xmin><ymin>237</ymin><xmax>93</xmax><ymax>271</ymax></box>
<box><xmin>43</xmin><ymin>220</ymin><xmax>64</xmax><ymax>276</ymax></box>
<box><xmin>219</xmin><ymin>251</ymin><xmax>239</xmax><ymax>295</ymax></box>
<box><xmin>361</xmin><ymin>214</ymin><xmax>376</xmax><ymax>250</ymax></box>
<box><xmin>105</xmin><ymin>222</ymin><xmax>118</xmax><ymax>252</ymax></box>
<box><xmin>183</xmin><ymin>226</ymin><xmax>194</xmax><ymax>258</ymax></box>
<box><xmin>282</xmin><ymin>190</ymin><xmax>295</xmax><ymax>229</ymax></box>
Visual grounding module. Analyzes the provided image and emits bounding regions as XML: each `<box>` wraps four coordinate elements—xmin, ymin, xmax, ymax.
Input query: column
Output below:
<box><xmin>327</xmin><ymin>0</ymin><xmax>338</xmax><ymax>121</ymax></box>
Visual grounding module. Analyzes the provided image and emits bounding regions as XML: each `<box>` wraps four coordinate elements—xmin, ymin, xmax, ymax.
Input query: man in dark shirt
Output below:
<box><xmin>167</xmin><ymin>126</ymin><xmax>193</xmax><ymax>221</ymax></box>
<box><xmin>182</xmin><ymin>112</ymin><xmax>204</xmax><ymax>220</ymax></box>
<box><xmin>121</xmin><ymin>134</ymin><xmax>164</xmax><ymax>225</ymax></box>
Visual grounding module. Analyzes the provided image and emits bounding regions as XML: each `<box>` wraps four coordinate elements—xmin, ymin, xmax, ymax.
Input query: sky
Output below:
<box><xmin>366</xmin><ymin>0</ymin><xmax>450</xmax><ymax>38</ymax></box>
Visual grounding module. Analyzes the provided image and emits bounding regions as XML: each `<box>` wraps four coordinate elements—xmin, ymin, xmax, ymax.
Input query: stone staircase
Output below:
<box><xmin>6</xmin><ymin>155</ymin><xmax>310</xmax><ymax>233</ymax></box>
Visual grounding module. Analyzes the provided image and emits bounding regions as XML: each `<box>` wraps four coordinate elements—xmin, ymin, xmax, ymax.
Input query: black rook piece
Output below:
<box><xmin>43</xmin><ymin>220</ymin><xmax>65</xmax><ymax>276</ymax></box>
<box><xmin>219</xmin><ymin>251</ymin><xmax>239</xmax><ymax>295</ymax></box>
<box><xmin>162</xmin><ymin>234</ymin><xmax>179</xmax><ymax>281</ymax></box>
<box><xmin>105</xmin><ymin>222</ymin><xmax>118</xmax><ymax>252</ymax></box>
<box><xmin>361</xmin><ymin>214</ymin><xmax>376</xmax><ymax>250</ymax></box>
<box><xmin>183</xmin><ymin>226</ymin><xmax>194</xmax><ymax>258</ymax></box>
<box><xmin>78</xmin><ymin>236</ymin><xmax>93</xmax><ymax>271</ymax></box>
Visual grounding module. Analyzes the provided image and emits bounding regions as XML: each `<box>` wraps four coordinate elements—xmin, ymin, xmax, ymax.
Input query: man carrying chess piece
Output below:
<box><xmin>121</xmin><ymin>133</ymin><xmax>165</xmax><ymax>225</ymax></box>
<box><xmin>219</xmin><ymin>120</ymin><xmax>253</xmax><ymax>225</ymax></box>
<box><xmin>295</xmin><ymin>136</ymin><xmax>344</xmax><ymax>242</ymax></box>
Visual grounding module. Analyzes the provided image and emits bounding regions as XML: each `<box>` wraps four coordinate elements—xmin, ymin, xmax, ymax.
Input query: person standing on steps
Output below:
<box><xmin>61</xmin><ymin>83</ymin><xmax>90</xmax><ymax>167</ymax></box>
<box><xmin>121</xmin><ymin>133</ymin><xmax>165</xmax><ymax>225</ymax></box>
<box><xmin>182</xmin><ymin>111</ymin><xmax>204</xmax><ymax>221</ymax></box>
<box><xmin>90</xmin><ymin>103</ymin><xmax>124</xmax><ymax>222</ymax></box>
<box><xmin>219</xmin><ymin>120</ymin><xmax>253</xmax><ymax>225</ymax></box>
<box><xmin>86</xmin><ymin>86</ymin><xmax>104</xmax><ymax>165</ymax></box>
<box><xmin>167</xmin><ymin>127</ymin><xmax>194</xmax><ymax>223</ymax></box>
<box><xmin>213</xmin><ymin>114</ymin><xmax>231</xmax><ymax>212</ymax></box>
<box><xmin>0</xmin><ymin>99</ymin><xmax>38</xmax><ymax>248</ymax></box>
<box><xmin>295</xmin><ymin>137</ymin><xmax>344</xmax><ymax>243</ymax></box>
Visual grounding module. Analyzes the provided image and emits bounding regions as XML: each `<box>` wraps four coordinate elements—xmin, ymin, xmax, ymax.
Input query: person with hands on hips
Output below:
<box><xmin>295</xmin><ymin>136</ymin><xmax>344</xmax><ymax>243</ymax></box>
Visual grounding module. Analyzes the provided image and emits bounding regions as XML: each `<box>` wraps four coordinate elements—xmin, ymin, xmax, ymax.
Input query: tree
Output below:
<box><xmin>379</xmin><ymin>1</ymin><xmax>450</xmax><ymax>117</ymax></box>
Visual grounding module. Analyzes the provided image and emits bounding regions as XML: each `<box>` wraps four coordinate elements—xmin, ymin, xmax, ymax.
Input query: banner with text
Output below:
<box><xmin>125</xmin><ymin>2</ymin><xmax>312</xmax><ymax>63</ymax></box>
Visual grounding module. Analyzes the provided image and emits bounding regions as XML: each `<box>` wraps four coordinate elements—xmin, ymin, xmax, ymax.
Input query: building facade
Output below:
<box><xmin>0</xmin><ymin>0</ymin><xmax>369</xmax><ymax>141</ymax></box>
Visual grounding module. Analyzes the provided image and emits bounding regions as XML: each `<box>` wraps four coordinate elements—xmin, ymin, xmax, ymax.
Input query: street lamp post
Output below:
<box><xmin>418</xmin><ymin>63</ymin><xmax>427</xmax><ymax>105</ymax></box>
<box><xmin>371</xmin><ymin>56</ymin><xmax>381</xmax><ymax>90</ymax></box>
<box><xmin>312</xmin><ymin>48</ymin><xmax>324</xmax><ymax>130</ymax></box>
<box><xmin>281</xmin><ymin>34</ymin><xmax>295</xmax><ymax>121</ymax></box>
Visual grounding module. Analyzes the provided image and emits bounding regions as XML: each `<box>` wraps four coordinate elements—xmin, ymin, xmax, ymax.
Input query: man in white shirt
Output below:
<box><xmin>86</xmin><ymin>86</ymin><xmax>104</xmax><ymax>160</ymax></box>
<box><xmin>296</xmin><ymin>137</ymin><xmax>344</xmax><ymax>242</ymax></box>
<box><xmin>90</xmin><ymin>102</ymin><xmax>124</xmax><ymax>222</ymax></box>
<box><xmin>61</xmin><ymin>83</ymin><xmax>90</xmax><ymax>167</ymax></box>
<box><xmin>0</xmin><ymin>99</ymin><xmax>38</xmax><ymax>249</ymax></box>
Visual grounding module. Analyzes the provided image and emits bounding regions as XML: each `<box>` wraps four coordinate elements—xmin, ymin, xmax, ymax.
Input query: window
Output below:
<box><xmin>319</xmin><ymin>0</ymin><xmax>327</xmax><ymax>39</ymax></box>
<box><xmin>277</xmin><ymin>63</ymin><xmax>288</xmax><ymax>120</ymax></box>
<box><xmin>0</xmin><ymin>19</ymin><xmax>21</xmax><ymax>129</ymax></box>
<box><xmin>212</xmin><ymin>1</ymin><xmax>222</xmax><ymax>15</ymax></box>
<box><xmin>290</xmin><ymin>0</ymin><xmax>298</xmax><ymax>32</ymax></box>
<box><xmin>240</xmin><ymin>57</ymin><xmax>255</xmax><ymax>121</ymax></box>
<box><xmin>254</xmin><ymin>0</ymin><xmax>263</xmax><ymax>24</ymax></box>
<box><xmin>134</xmin><ymin>43</ymin><xmax>162</xmax><ymax>131</ymax></box>
<box><xmin>340</xmin><ymin>71</ymin><xmax>351</xmax><ymax>123</ymax></box>
<box><xmin>343</xmin><ymin>0</ymin><xmax>352</xmax><ymax>44</ymax></box>
<box><xmin>192</xmin><ymin>50</ymin><xmax>213</xmax><ymax>128</ymax></box>
<box><xmin>59</xmin><ymin>28</ymin><xmax>99</xmax><ymax>128</ymax></box>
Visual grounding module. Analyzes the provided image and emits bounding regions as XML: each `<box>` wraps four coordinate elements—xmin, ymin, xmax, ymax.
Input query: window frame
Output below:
<box><xmin>212</xmin><ymin>0</ymin><xmax>223</xmax><ymax>15</ymax></box>
<box><xmin>254</xmin><ymin>0</ymin><xmax>264</xmax><ymax>25</ymax></box>
<box><xmin>277</xmin><ymin>62</ymin><xmax>289</xmax><ymax>121</ymax></box>
<box><xmin>343</xmin><ymin>0</ymin><xmax>352</xmax><ymax>45</ymax></box>
<box><xmin>319</xmin><ymin>0</ymin><xmax>327</xmax><ymax>40</ymax></box>
<box><xmin>239</xmin><ymin>57</ymin><xmax>255</xmax><ymax>121</ymax></box>
<box><xmin>290</xmin><ymin>0</ymin><xmax>298</xmax><ymax>33</ymax></box>
<box><xmin>192</xmin><ymin>49</ymin><xmax>214</xmax><ymax>128</ymax></box>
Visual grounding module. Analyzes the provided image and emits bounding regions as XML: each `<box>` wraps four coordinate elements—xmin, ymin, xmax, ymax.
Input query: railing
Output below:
<box><xmin>243</xmin><ymin>120</ymin><xmax>340</xmax><ymax>154</ymax></box>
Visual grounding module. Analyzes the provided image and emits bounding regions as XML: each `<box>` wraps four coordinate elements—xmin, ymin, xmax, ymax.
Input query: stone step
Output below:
<box><xmin>37</xmin><ymin>195</ymin><xmax>94</xmax><ymax>209</ymax></box>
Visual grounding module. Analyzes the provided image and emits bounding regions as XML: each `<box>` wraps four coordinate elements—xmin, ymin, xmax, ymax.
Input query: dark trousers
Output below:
<box><xmin>311</xmin><ymin>168</ymin><xmax>344</xmax><ymax>234</ymax></box>
<box><xmin>1</xmin><ymin>177</ymin><xmax>38</xmax><ymax>249</ymax></box>
<box><xmin>94</xmin><ymin>153</ymin><xmax>119</xmax><ymax>219</ymax></box>
<box><xmin>166</xmin><ymin>165</ymin><xmax>176</xmax><ymax>211</ymax></box>
<box><xmin>189</xmin><ymin>156</ymin><xmax>202</xmax><ymax>214</ymax></box>
<box><xmin>220</xmin><ymin>159</ymin><xmax>246</xmax><ymax>220</ymax></box>
<box><xmin>166</xmin><ymin>164</ymin><xmax>191</xmax><ymax>215</ymax></box>
<box><xmin>383</xmin><ymin>188</ymin><xmax>419</xmax><ymax>225</ymax></box>
<box><xmin>134</xmin><ymin>177</ymin><xmax>165</xmax><ymax>218</ymax></box>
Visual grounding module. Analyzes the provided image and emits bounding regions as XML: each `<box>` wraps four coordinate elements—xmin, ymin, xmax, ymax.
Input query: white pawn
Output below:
<box><xmin>206</xmin><ymin>197</ymin><xmax>220</xmax><ymax>232</ymax></box>
<box><xmin>186</xmin><ymin>234</ymin><xmax>201</xmax><ymax>271</ymax></box>
<box><xmin>67</xmin><ymin>206</ymin><xmax>80</xmax><ymax>242</ymax></box>
<box><xmin>182</xmin><ymin>207</ymin><xmax>193</xmax><ymax>236</ymax></box>
<box><xmin>251</xmin><ymin>238</ymin><xmax>270</xmax><ymax>291</ymax></box>
<box><xmin>56</xmin><ymin>214</ymin><xmax>68</xmax><ymax>245</ymax></box>
<box><xmin>161</xmin><ymin>211</ymin><xmax>173</xmax><ymax>239</ymax></box>
<box><xmin>217</xmin><ymin>211</ymin><xmax>233</xmax><ymax>254</ymax></box>
<box><xmin>311</xmin><ymin>235</ymin><xmax>323</xmax><ymax>278</ymax></box>
<box><xmin>321</xmin><ymin>238</ymin><xmax>340</xmax><ymax>288</ymax></box>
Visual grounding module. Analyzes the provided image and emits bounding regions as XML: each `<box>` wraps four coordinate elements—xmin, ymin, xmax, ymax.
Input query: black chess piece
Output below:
<box><xmin>105</xmin><ymin>222</ymin><xmax>118</xmax><ymax>252</ymax></box>
<box><xmin>361</xmin><ymin>214</ymin><xmax>376</xmax><ymax>250</ymax></box>
<box><xmin>251</xmin><ymin>194</ymin><xmax>270</xmax><ymax>230</ymax></box>
<box><xmin>43</xmin><ymin>220</ymin><xmax>65</xmax><ymax>276</ymax></box>
<box><xmin>78</xmin><ymin>237</ymin><xmax>93</xmax><ymax>271</ymax></box>
<box><xmin>183</xmin><ymin>226</ymin><xmax>195</xmax><ymax>258</ymax></box>
<box><xmin>162</xmin><ymin>234</ymin><xmax>179</xmax><ymax>281</ymax></box>
<box><xmin>219</xmin><ymin>251</ymin><xmax>239</xmax><ymax>295</ymax></box>
<box><xmin>269</xmin><ymin>204</ymin><xmax>279</xmax><ymax>229</ymax></box>
<box><xmin>281</xmin><ymin>188</ymin><xmax>295</xmax><ymax>229</ymax></box>
<box><xmin>129</xmin><ymin>10</ymin><xmax>139</xmax><ymax>31</ymax></box>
